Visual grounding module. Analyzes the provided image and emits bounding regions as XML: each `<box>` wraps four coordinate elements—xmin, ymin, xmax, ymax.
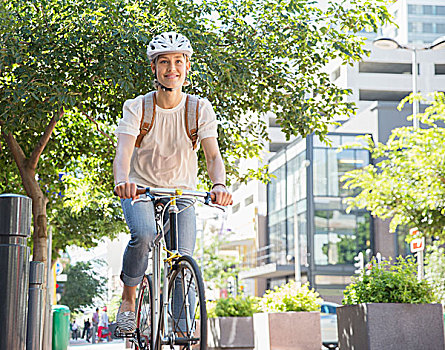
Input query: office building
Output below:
<box><xmin>227</xmin><ymin>0</ymin><xmax>445</xmax><ymax>299</ymax></box>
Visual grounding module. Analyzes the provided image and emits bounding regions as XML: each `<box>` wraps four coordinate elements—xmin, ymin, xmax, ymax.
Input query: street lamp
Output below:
<box><xmin>372</xmin><ymin>35</ymin><xmax>445</xmax><ymax>129</ymax></box>
<box><xmin>373</xmin><ymin>36</ymin><xmax>445</xmax><ymax>282</ymax></box>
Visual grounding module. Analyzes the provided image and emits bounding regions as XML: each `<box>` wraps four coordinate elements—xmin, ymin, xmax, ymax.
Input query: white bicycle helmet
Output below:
<box><xmin>147</xmin><ymin>32</ymin><xmax>193</xmax><ymax>61</ymax></box>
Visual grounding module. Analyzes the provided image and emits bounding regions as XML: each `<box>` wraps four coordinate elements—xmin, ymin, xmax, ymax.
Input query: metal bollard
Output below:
<box><xmin>27</xmin><ymin>261</ymin><xmax>45</xmax><ymax>350</ymax></box>
<box><xmin>0</xmin><ymin>194</ymin><xmax>32</xmax><ymax>350</ymax></box>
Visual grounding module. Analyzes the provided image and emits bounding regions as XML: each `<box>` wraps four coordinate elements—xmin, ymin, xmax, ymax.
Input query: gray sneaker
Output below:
<box><xmin>116</xmin><ymin>310</ymin><xmax>136</xmax><ymax>333</ymax></box>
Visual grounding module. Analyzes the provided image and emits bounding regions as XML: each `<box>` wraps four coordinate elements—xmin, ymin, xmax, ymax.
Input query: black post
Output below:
<box><xmin>27</xmin><ymin>261</ymin><xmax>45</xmax><ymax>350</ymax></box>
<box><xmin>0</xmin><ymin>194</ymin><xmax>32</xmax><ymax>350</ymax></box>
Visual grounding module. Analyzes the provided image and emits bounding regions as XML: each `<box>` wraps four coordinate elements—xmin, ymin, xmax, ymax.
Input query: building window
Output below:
<box><xmin>359</xmin><ymin>62</ymin><xmax>413</xmax><ymax>74</ymax></box>
<box><xmin>232</xmin><ymin>182</ymin><xmax>241</xmax><ymax>192</ymax></box>
<box><xmin>269</xmin><ymin>117</ymin><xmax>280</xmax><ymax>127</ymax></box>
<box><xmin>314</xmin><ymin>147</ymin><xmax>369</xmax><ymax>197</ymax></box>
<box><xmin>408</xmin><ymin>5</ymin><xmax>422</xmax><ymax>15</ymax></box>
<box><xmin>436</xmin><ymin>23</ymin><xmax>445</xmax><ymax>34</ymax></box>
<box><xmin>437</xmin><ymin>6</ymin><xmax>445</xmax><ymax>16</ymax></box>
<box><xmin>423</xmin><ymin>5</ymin><xmax>433</xmax><ymax>15</ymax></box>
<box><xmin>268</xmin><ymin>214</ymin><xmax>287</xmax><ymax>264</ymax></box>
<box><xmin>314</xmin><ymin>210</ymin><xmax>371</xmax><ymax>265</ymax></box>
<box><xmin>359</xmin><ymin>90</ymin><xmax>412</xmax><ymax>102</ymax></box>
<box><xmin>423</xmin><ymin>23</ymin><xmax>433</xmax><ymax>33</ymax></box>
<box><xmin>331</xmin><ymin>67</ymin><xmax>340</xmax><ymax>81</ymax></box>
<box><xmin>314</xmin><ymin>148</ymin><xmax>327</xmax><ymax>196</ymax></box>
<box><xmin>408</xmin><ymin>22</ymin><xmax>422</xmax><ymax>33</ymax></box>
<box><xmin>245</xmin><ymin>195</ymin><xmax>254</xmax><ymax>206</ymax></box>
<box><xmin>286</xmin><ymin>152</ymin><xmax>307</xmax><ymax>205</ymax></box>
<box><xmin>268</xmin><ymin>166</ymin><xmax>286</xmax><ymax>213</ymax></box>
<box><xmin>232</xmin><ymin>203</ymin><xmax>240</xmax><ymax>214</ymax></box>
<box><xmin>435</xmin><ymin>64</ymin><xmax>445</xmax><ymax>75</ymax></box>
<box><xmin>395</xmin><ymin>226</ymin><xmax>410</xmax><ymax>257</ymax></box>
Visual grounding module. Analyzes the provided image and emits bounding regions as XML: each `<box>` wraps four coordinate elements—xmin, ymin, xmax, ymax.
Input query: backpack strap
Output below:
<box><xmin>135</xmin><ymin>92</ymin><xmax>156</xmax><ymax>148</ymax></box>
<box><xmin>185</xmin><ymin>94</ymin><xmax>200</xmax><ymax>150</ymax></box>
<box><xmin>134</xmin><ymin>92</ymin><xmax>200</xmax><ymax>149</ymax></box>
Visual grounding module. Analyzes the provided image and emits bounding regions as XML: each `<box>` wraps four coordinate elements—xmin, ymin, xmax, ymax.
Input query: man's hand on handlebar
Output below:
<box><xmin>114</xmin><ymin>181</ymin><xmax>139</xmax><ymax>200</ymax></box>
<box><xmin>210</xmin><ymin>184</ymin><xmax>233</xmax><ymax>206</ymax></box>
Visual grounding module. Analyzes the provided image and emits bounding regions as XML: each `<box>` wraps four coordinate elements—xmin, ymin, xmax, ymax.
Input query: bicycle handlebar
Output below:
<box><xmin>135</xmin><ymin>187</ymin><xmax>215</xmax><ymax>203</ymax></box>
<box><xmin>115</xmin><ymin>186</ymin><xmax>232</xmax><ymax>209</ymax></box>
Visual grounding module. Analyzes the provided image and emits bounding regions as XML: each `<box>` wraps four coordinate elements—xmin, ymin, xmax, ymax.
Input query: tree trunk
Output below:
<box><xmin>31</xmin><ymin>193</ymin><xmax>49</xmax><ymax>263</ymax></box>
<box><xmin>20</xmin><ymin>167</ymin><xmax>49</xmax><ymax>264</ymax></box>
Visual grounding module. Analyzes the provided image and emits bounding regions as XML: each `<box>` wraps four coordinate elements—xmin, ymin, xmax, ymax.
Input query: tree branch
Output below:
<box><xmin>0</xmin><ymin>120</ymin><xmax>27</xmax><ymax>171</ymax></box>
<box><xmin>28</xmin><ymin>110</ymin><xmax>63</xmax><ymax>170</ymax></box>
<box><xmin>82</xmin><ymin>112</ymin><xmax>116</xmax><ymax>148</ymax></box>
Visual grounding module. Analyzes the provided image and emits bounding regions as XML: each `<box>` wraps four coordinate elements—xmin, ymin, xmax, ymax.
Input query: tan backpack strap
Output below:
<box><xmin>192</xmin><ymin>99</ymin><xmax>199</xmax><ymax>150</ymax></box>
<box><xmin>134</xmin><ymin>92</ymin><xmax>156</xmax><ymax>148</ymax></box>
<box><xmin>184</xmin><ymin>95</ymin><xmax>190</xmax><ymax>139</ymax></box>
<box><xmin>185</xmin><ymin>94</ymin><xmax>200</xmax><ymax>150</ymax></box>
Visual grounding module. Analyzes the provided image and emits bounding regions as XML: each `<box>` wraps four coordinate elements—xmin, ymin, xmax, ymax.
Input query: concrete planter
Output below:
<box><xmin>208</xmin><ymin>317</ymin><xmax>254</xmax><ymax>350</ymax></box>
<box><xmin>337</xmin><ymin>303</ymin><xmax>445</xmax><ymax>350</ymax></box>
<box><xmin>253</xmin><ymin>312</ymin><xmax>321</xmax><ymax>350</ymax></box>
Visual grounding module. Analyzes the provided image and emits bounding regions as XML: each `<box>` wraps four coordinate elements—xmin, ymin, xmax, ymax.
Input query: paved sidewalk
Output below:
<box><xmin>69</xmin><ymin>339</ymin><xmax>127</xmax><ymax>349</ymax></box>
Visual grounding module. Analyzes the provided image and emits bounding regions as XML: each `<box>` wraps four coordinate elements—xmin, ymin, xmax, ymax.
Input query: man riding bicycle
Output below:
<box><xmin>113</xmin><ymin>31</ymin><xmax>232</xmax><ymax>334</ymax></box>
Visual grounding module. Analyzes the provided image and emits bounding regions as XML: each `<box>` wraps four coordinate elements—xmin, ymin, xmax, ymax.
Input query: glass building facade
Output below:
<box><xmin>267</xmin><ymin>133</ymin><xmax>372</xmax><ymax>298</ymax></box>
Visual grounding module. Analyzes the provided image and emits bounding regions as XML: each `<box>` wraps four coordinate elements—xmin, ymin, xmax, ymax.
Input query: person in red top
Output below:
<box><xmin>97</xmin><ymin>306</ymin><xmax>112</xmax><ymax>342</ymax></box>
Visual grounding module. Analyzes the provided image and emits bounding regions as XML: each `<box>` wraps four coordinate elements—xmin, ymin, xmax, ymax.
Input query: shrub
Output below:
<box><xmin>259</xmin><ymin>281</ymin><xmax>322</xmax><ymax>313</ymax></box>
<box><xmin>206</xmin><ymin>300</ymin><xmax>217</xmax><ymax>318</ymax></box>
<box><xmin>343</xmin><ymin>255</ymin><xmax>437</xmax><ymax>305</ymax></box>
<box><xmin>210</xmin><ymin>295</ymin><xmax>260</xmax><ymax>317</ymax></box>
<box><xmin>424</xmin><ymin>243</ymin><xmax>445</xmax><ymax>305</ymax></box>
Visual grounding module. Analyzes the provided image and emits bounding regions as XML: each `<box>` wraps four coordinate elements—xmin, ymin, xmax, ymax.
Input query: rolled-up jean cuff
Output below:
<box><xmin>120</xmin><ymin>271</ymin><xmax>144</xmax><ymax>287</ymax></box>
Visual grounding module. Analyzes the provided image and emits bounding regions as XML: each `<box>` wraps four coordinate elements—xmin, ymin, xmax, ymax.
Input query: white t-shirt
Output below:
<box><xmin>115</xmin><ymin>92</ymin><xmax>218</xmax><ymax>190</ymax></box>
<box><xmin>99</xmin><ymin>312</ymin><xmax>109</xmax><ymax>327</ymax></box>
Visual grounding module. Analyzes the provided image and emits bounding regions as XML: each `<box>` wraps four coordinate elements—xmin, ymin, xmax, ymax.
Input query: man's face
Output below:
<box><xmin>151</xmin><ymin>53</ymin><xmax>190</xmax><ymax>89</ymax></box>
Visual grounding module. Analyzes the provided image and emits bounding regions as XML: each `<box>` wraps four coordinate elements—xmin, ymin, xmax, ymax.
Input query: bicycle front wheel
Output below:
<box><xmin>135</xmin><ymin>274</ymin><xmax>153</xmax><ymax>350</ymax></box>
<box><xmin>167</xmin><ymin>255</ymin><xmax>207</xmax><ymax>349</ymax></box>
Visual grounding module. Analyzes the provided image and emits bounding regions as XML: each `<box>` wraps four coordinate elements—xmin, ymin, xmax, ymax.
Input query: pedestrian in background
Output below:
<box><xmin>98</xmin><ymin>306</ymin><xmax>112</xmax><ymax>342</ymax></box>
<box><xmin>91</xmin><ymin>307</ymin><xmax>99</xmax><ymax>344</ymax></box>
<box><xmin>71</xmin><ymin>320</ymin><xmax>79</xmax><ymax>340</ymax></box>
<box><xmin>82</xmin><ymin>318</ymin><xmax>91</xmax><ymax>342</ymax></box>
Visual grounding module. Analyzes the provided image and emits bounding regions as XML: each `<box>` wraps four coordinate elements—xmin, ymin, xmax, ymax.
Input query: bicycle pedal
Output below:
<box><xmin>114</xmin><ymin>328</ymin><xmax>137</xmax><ymax>338</ymax></box>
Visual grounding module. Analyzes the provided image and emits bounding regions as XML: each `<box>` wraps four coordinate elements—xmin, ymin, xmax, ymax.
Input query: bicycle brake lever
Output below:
<box><xmin>131</xmin><ymin>196</ymin><xmax>153</xmax><ymax>206</ymax></box>
<box><xmin>208</xmin><ymin>203</ymin><xmax>226</xmax><ymax>212</ymax></box>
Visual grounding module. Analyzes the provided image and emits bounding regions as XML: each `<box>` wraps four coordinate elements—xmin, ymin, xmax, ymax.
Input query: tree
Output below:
<box><xmin>1</xmin><ymin>0</ymin><xmax>392</xmax><ymax>287</ymax></box>
<box><xmin>59</xmin><ymin>261</ymin><xmax>107</xmax><ymax>315</ymax></box>
<box><xmin>341</xmin><ymin>92</ymin><xmax>445</xmax><ymax>241</ymax></box>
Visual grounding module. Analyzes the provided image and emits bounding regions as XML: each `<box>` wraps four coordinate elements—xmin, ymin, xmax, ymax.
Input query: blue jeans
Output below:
<box><xmin>120</xmin><ymin>196</ymin><xmax>196</xmax><ymax>287</ymax></box>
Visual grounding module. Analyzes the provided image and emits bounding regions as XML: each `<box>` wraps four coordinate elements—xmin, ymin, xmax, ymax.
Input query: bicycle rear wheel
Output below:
<box><xmin>166</xmin><ymin>255</ymin><xmax>207</xmax><ymax>349</ymax></box>
<box><xmin>135</xmin><ymin>274</ymin><xmax>153</xmax><ymax>350</ymax></box>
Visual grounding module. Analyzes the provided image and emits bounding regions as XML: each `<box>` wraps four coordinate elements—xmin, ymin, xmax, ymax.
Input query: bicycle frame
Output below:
<box><xmin>135</xmin><ymin>187</ymin><xmax>215</xmax><ymax>348</ymax></box>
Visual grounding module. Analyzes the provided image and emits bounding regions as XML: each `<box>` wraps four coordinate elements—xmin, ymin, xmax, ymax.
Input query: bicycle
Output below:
<box><xmin>115</xmin><ymin>187</ymin><xmax>224</xmax><ymax>350</ymax></box>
